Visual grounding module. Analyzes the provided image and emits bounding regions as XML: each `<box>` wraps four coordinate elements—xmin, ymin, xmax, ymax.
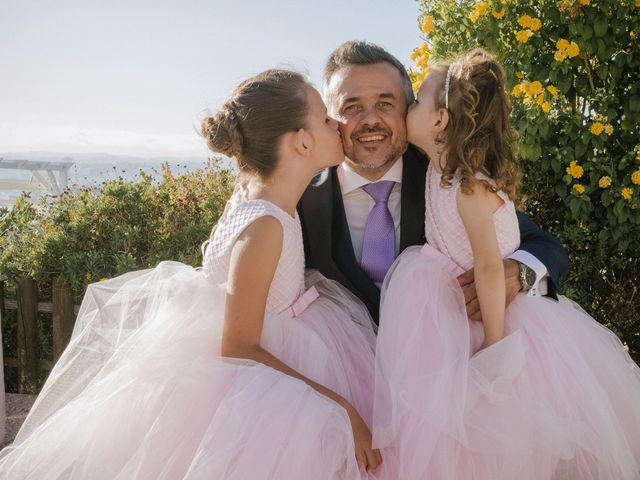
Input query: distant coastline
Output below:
<box><xmin>0</xmin><ymin>152</ymin><xmax>234</xmax><ymax>207</ymax></box>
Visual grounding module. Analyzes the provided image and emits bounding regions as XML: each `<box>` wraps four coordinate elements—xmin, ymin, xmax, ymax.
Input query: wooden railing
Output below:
<box><xmin>1</xmin><ymin>277</ymin><xmax>78</xmax><ymax>393</ymax></box>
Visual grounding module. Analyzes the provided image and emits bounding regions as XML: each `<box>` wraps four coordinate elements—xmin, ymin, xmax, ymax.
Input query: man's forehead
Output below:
<box><xmin>326</xmin><ymin>63</ymin><xmax>405</xmax><ymax>102</ymax></box>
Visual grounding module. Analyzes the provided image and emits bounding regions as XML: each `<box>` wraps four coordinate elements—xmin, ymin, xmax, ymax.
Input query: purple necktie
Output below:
<box><xmin>360</xmin><ymin>181</ymin><xmax>396</xmax><ymax>288</ymax></box>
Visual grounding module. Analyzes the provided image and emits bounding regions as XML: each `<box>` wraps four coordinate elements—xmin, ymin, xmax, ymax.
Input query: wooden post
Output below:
<box><xmin>17</xmin><ymin>277</ymin><xmax>39</xmax><ymax>394</ymax></box>
<box><xmin>52</xmin><ymin>277</ymin><xmax>75</xmax><ymax>362</ymax></box>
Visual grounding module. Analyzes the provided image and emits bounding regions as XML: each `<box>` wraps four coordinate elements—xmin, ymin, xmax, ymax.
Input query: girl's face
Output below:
<box><xmin>304</xmin><ymin>86</ymin><xmax>344</xmax><ymax>169</ymax></box>
<box><xmin>406</xmin><ymin>73</ymin><xmax>445</xmax><ymax>153</ymax></box>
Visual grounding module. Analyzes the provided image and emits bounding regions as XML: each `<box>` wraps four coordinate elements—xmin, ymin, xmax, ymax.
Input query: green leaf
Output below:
<box><xmin>601</xmin><ymin>190</ymin><xmax>612</xmax><ymax>207</ymax></box>
<box><xmin>594</xmin><ymin>18</ymin><xmax>608</xmax><ymax>38</ymax></box>
<box><xmin>558</xmin><ymin>76</ymin><xmax>572</xmax><ymax>94</ymax></box>
<box><xmin>575</xmin><ymin>141</ymin><xmax>588</xmax><ymax>158</ymax></box>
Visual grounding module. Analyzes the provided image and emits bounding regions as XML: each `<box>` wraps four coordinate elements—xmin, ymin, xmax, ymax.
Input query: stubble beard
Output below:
<box><xmin>343</xmin><ymin>139</ymin><xmax>408</xmax><ymax>179</ymax></box>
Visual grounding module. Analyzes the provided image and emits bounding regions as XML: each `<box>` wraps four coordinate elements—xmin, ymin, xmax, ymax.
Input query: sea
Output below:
<box><xmin>0</xmin><ymin>153</ymin><xmax>233</xmax><ymax>208</ymax></box>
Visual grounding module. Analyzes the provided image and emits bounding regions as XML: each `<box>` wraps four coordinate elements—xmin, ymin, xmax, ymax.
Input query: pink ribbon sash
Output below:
<box><xmin>288</xmin><ymin>286</ymin><xmax>319</xmax><ymax>318</ymax></box>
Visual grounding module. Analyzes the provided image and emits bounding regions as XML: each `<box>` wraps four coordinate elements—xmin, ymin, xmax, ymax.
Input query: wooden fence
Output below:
<box><xmin>1</xmin><ymin>277</ymin><xmax>78</xmax><ymax>394</ymax></box>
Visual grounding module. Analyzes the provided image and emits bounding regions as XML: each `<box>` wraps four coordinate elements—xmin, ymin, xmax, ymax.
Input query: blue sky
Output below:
<box><xmin>0</xmin><ymin>0</ymin><xmax>422</xmax><ymax>158</ymax></box>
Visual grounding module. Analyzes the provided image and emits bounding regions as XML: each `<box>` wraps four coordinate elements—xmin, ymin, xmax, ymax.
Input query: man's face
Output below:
<box><xmin>326</xmin><ymin>62</ymin><xmax>409</xmax><ymax>178</ymax></box>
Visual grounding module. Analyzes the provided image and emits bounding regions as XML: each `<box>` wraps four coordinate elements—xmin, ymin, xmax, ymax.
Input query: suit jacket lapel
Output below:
<box><xmin>329</xmin><ymin>168</ymin><xmax>380</xmax><ymax>316</ymax></box>
<box><xmin>399</xmin><ymin>145</ymin><xmax>428</xmax><ymax>252</ymax></box>
<box><xmin>299</xmin><ymin>169</ymin><xmax>359</xmax><ymax>295</ymax></box>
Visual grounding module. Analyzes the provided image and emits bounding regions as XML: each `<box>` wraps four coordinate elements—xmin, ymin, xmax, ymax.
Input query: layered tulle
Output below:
<box><xmin>0</xmin><ymin>262</ymin><xmax>377</xmax><ymax>479</ymax></box>
<box><xmin>372</xmin><ymin>244</ymin><xmax>640</xmax><ymax>480</ymax></box>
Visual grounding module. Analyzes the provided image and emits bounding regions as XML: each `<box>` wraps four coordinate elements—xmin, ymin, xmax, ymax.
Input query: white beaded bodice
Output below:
<box><xmin>425</xmin><ymin>164</ymin><xmax>520</xmax><ymax>271</ymax></box>
<box><xmin>202</xmin><ymin>198</ymin><xmax>305</xmax><ymax>314</ymax></box>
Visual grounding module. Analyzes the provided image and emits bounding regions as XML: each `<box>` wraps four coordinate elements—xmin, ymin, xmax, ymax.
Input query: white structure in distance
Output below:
<box><xmin>0</xmin><ymin>157</ymin><xmax>74</xmax><ymax>208</ymax></box>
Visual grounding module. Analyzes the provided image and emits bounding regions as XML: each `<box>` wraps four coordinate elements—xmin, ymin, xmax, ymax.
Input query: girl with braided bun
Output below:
<box><xmin>0</xmin><ymin>69</ymin><xmax>381</xmax><ymax>478</ymax></box>
<box><xmin>371</xmin><ymin>49</ymin><xmax>640</xmax><ymax>479</ymax></box>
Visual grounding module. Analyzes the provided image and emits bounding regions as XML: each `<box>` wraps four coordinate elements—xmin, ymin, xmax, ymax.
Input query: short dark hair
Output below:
<box><xmin>323</xmin><ymin>40</ymin><xmax>414</xmax><ymax>106</ymax></box>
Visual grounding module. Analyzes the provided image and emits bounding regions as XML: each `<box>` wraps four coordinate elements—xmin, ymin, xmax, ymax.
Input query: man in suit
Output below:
<box><xmin>298</xmin><ymin>40</ymin><xmax>569</xmax><ymax>323</ymax></box>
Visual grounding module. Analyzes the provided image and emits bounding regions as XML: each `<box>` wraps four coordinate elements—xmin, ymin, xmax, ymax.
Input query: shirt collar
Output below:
<box><xmin>337</xmin><ymin>157</ymin><xmax>403</xmax><ymax>195</ymax></box>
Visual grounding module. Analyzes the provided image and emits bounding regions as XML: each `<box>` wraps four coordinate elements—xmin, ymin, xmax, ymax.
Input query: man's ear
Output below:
<box><xmin>435</xmin><ymin>108</ymin><xmax>449</xmax><ymax>132</ymax></box>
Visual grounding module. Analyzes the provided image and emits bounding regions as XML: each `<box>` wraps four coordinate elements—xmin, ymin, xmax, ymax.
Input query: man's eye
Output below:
<box><xmin>343</xmin><ymin>104</ymin><xmax>361</xmax><ymax>114</ymax></box>
<box><xmin>378</xmin><ymin>102</ymin><xmax>393</xmax><ymax>109</ymax></box>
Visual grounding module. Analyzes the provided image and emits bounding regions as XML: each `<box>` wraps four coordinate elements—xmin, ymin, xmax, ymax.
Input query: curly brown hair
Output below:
<box><xmin>431</xmin><ymin>49</ymin><xmax>520</xmax><ymax>200</ymax></box>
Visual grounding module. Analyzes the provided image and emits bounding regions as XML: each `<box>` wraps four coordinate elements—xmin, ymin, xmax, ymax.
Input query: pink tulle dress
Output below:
<box><xmin>0</xmin><ymin>197</ymin><xmax>378</xmax><ymax>479</ymax></box>
<box><xmin>372</xmin><ymin>164</ymin><xmax>640</xmax><ymax>480</ymax></box>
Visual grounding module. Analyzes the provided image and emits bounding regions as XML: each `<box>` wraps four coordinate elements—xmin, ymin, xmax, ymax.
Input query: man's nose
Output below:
<box><xmin>360</xmin><ymin>105</ymin><xmax>383</xmax><ymax>127</ymax></box>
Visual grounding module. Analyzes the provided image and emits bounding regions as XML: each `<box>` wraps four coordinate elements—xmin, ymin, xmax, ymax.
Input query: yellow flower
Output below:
<box><xmin>99</xmin><ymin>277</ymin><xmax>109</xmax><ymax>282</ymax></box>
<box><xmin>556</xmin><ymin>39</ymin><xmax>570</xmax><ymax>50</ymax></box>
<box><xmin>518</xmin><ymin>14</ymin><xmax>533</xmax><ymax>28</ymax></box>
<box><xmin>566</xmin><ymin>42</ymin><xmax>580</xmax><ymax>57</ymax></box>
<box><xmin>579</xmin><ymin>0</ymin><xmax>590</xmax><ymax>5</ymax></box>
<box><xmin>590</xmin><ymin>122</ymin><xmax>605</xmax><ymax>135</ymax></box>
<box><xmin>470</xmin><ymin>10</ymin><xmax>481</xmax><ymax>22</ymax></box>
<box><xmin>632</xmin><ymin>31</ymin><xmax>637</xmax><ymax>40</ymax></box>
<box><xmin>412</xmin><ymin>80</ymin><xmax>422</xmax><ymax>92</ymax></box>
<box><xmin>636</xmin><ymin>147</ymin><xmax>640</xmax><ymax>161</ymax></box>
<box><xmin>475</xmin><ymin>2</ymin><xmax>490</xmax><ymax>15</ymax></box>
<box><xmin>515</xmin><ymin>71</ymin><xmax>524</xmax><ymax>79</ymax></box>
<box><xmin>547</xmin><ymin>85</ymin><xmax>559</xmax><ymax>97</ymax></box>
<box><xmin>604</xmin><ymin>124</ymin><xmax>614</xmax><ymax>135</ymax></box>
<box><xmin>512</xmin><ymin>84</ymin><xmax>524</xmax><ymax>96</ymax></box>
<box><xmin>598</xmin><ymin>176</ymin><xmax>612</xmax><ymax>188</ymax></box>
<box><xmin>410</xmin><ymin>49</ymin><xmax>420</xmax><ymax>61</ymax></box>
<box><xmin>85</xmin><ymin>272</ymin><xmax>93</xmax><ymax>282</ymax></box>
<box><xmin>636</xmin><ymin>0</ymin><xmax>640</xmax><ymax>6</ymax></box>
<box><xmin>421</xmin><ymin>15</ymin><xmax>435</xmax><ymax>34</ymax></box>
<box><xmin>528</xmin><ymin>81</ymin><xmax>543</xmax><ymax>95</ymax></box>
<box><xmin>515</xmin><ymin>29</ymin><xmax>534</xmax><ymax>43</ymax></box>
<box><xmin>536</xmin><ymin>93</ymin><xmax>546</xmax><ymax>105</ymax></box>
<box><xmin>529</xmin><ymin>18</ymin><xmax>542</xmax><ymax>31</ymax></box>
<box><xmin>566</xmin><ymin>160</ymin><xmax>584</xmax><ymax>179</ymax></box>
<box><xmin>573</xmin><ymin>184</ymin><xmax>585</xmax><ymax>194</ymax></box>
<box><xmin>492</xmin><ymin>8</ymin><xmax>506</xmax><ymax>19</ymax></box>
<box><xmin>554</xmin><ymin>50</ymin><xmax>568</xmax><ymax>62</ymax></box>
<box><xmin>632</xmin><ymin>170</ymin><xmax>640</xmax><ymax>185</ymax></box>
<box><xmin>621</xmin><ymin>187</ymin><xmax>633</xmax><ymax>200</ymax></box>
<box><xmin>542</xmin><ymin>101</ymin><xmax>552</xmax><ymax>113</ymax></box>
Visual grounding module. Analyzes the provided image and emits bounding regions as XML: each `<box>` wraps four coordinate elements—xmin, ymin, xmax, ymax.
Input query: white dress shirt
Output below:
<box><xmin>336</xmin><ymin>157</ymin><xmax>549</xmax><ymax>296</ymax></box>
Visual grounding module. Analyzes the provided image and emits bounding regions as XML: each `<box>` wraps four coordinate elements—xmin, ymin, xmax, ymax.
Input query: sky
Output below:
<box><xmin>0</xmin><ymin>0</ymin><xmax>423</xmax><ymax>159</ymax></box>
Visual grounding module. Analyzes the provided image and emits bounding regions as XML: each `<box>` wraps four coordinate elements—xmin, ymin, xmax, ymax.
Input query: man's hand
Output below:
<box><xmin>457</xmin><ymin>259</ymin><xmax>521</xmax><ymax>322</ymax></box>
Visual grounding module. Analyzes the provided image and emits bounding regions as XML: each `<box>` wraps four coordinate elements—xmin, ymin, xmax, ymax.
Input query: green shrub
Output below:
<box><xmin>0</xmin><ymin>159</ymin><xmax>236</xmax><ymax>302</ymax></box>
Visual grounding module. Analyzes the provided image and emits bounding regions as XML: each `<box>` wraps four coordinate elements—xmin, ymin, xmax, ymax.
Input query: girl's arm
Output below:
<box><xmin>457</xmin><ymin>184</ymin><xmax>506</xmax><ymax>349</ymax></box>
<box><xmin>222</xmin><ymin>215</ymin><xmax>381</xmax><ymax>470</ymax></box>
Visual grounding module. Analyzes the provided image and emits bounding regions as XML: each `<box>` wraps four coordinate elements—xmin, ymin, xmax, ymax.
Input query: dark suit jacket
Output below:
<box><xmin>298</xmin><ymin>145</ymin><xmax>569</xmax><ymax>323</ymax></box>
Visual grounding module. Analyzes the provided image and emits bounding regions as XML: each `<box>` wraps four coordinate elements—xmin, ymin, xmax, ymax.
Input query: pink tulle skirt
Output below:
<box><xmin>0</xmin><ymin>263</ymin><xmax>377</xmax><ymax>479</ymax></box>
<box><xmin>372</xmin><ymin>244</ymin><xmax>640</xmax><ymax>480</ymax></box>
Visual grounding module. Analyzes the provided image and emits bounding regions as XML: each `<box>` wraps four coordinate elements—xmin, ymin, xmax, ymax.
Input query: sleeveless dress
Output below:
<box><xmin>0</xmin><ymin>197</ymin><xmax>378</xmax><ymax>480</ymax></box>
<box><xmin>371</xmin><ymin>164</ymin><xmax>640</xmax><ymax>480</ymax></box>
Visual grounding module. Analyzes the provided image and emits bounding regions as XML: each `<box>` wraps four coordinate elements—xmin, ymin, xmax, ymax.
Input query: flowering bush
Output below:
<box><xmin>0</xmin><ymin>159</ymin><xmax>235</xmax><ymax>301</ymax></box>
<box><xmin>412</xmin><ymin>0</ymin><xmax>640</xmax><ymax>353</ymax></box>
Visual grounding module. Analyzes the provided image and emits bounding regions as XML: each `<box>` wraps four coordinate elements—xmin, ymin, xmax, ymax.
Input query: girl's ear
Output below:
<box><xmin>435</xmin><ymin>108</ymin><xmax>449</xmax><ymax>132</ymax></box>
<box><xmin>284</xmin><ymin>128</ymin><xmax>313</xmax><ymax>156</ymax></box>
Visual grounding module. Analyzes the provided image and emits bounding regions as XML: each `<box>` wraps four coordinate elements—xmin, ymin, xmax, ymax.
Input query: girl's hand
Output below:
<box><xmin>345</xmin><ymin>404</ymin><xmax>382</xmax><ymax>471</ymax></box>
